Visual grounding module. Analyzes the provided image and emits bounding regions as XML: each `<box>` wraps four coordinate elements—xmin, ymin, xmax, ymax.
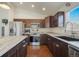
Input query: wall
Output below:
<box><xmin>0</xmin><ymin>8</ymin><xmax>10</xmax><ymax>36</ymax></box>
<box><xmin>0</xmin><ymin>3</ymin><xmax>14</xmax><ymax>36</ymax></box>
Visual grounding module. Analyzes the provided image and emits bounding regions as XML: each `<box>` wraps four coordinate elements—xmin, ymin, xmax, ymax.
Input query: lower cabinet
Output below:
<box><xmin>2</xmin><ymin>46</ymin><xmax>17</xmax><ymax>57</ymax></box>
<box><xmin>17</xmin><ymin>40</ymin><xmax>27</xmax><ymax>57</ymax></box>
<box><xmin>52</xmin><ymin>40</ymin><xmax>63</xmax><ymax>57</ymax></box>
<box><xmin>47</xmin><ymin>35</ymin><xmax>68</xmax><ymax>57</ymax></box>
<box><xmin>40</xmin><ymin>34</ymin><xmax>48</xmax><ymax>45</ymax></box>
<box><xmin>2</xmin><ymin>38</ymin><xmax>28</xmax><ymax>57</ymax></box>
<box><xmin>47</xmin><ymin>36</ymin><xmax>53</xmax><ymax>54</ymax></box>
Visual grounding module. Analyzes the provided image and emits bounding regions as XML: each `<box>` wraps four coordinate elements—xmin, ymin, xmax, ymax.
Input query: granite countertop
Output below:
<box><xmin>0</xmin><ymin>36</ymin><xmax>28</xmax><ymax>56</ymax></box>
<box><xmin>46</xmin><ymin>33</ymin><xmax>79</xmax><ymax>50</ymax></box>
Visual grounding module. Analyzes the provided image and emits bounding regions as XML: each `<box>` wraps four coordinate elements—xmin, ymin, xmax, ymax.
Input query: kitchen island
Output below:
<box><xmin>0</xmin><ymin>36</ymin><xmax>28</xmax><ymax>57</ymax></box>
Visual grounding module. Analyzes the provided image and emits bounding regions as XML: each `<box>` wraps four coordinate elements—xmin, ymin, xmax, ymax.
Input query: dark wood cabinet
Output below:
<box><xmin>54</xmin><ymin>11</ymin><xmax>65</xmax><ymax>27</ymax></box>
<box><xmin>20</xmin><ymin>39</ymin><xmax>27</xmax><ymax>57</ymax></box>
<box><xmin>40</xmin><ymin>34</ymin><xmax>48</xmax><ymax>45</ymax></box>
<box><xmin>47</xmin><ymin>34</ymin><xmax>68</xmax><ymax>57</ymax></box>
<box><xmin>17</xmin><ymin>43</ymin><xmax>26</xmax><ymax>57</ymax></box>
<box><xmin>50</xmin><ymin>16</ymin><xmax>55</xmax><ymax>27</ymax></box>
<box><xmin>59</xmin><ymin>40</ymin><xmax>68</xmax><ymax>57</ymax></box>
<box><xmin>2</xmin><ymin>38</ymin><xmax>28</xmax><ymax>57</ymax></box>
<box><xmin>44</xmin><ymin>16</ymin><xmax>54</xmax><ymax>28</ymax></box>
<box><xmin>47</xmin><ymin>36</ymin><xmax>53</xmax><ymax>54</ymax></box>
<box><xmin>2</xmin><ymin>46</ymin><xmax>17</xmax><ymax>57</ymax></box>
<box><xmin>43</xmin><ymin>11</ymin><xmax>64</xmax><ymax>28</ymax></box>
<box><xmin>17</xmin><ymin>39</ymin><xmax>27</xmax><ymax>57</ymax></box>
<box><xmin>52</xmin><ymin>38</ymin><xmax>63</xmax><ymax>57</ymax></box>
<box><xmin>40</xmin><ymin>20</ymin><xmax>45</xmax><ymax>28</ymax></box>
<box><xmin>8</xmin><ymin>46</ymin><xmax>17</xmax><ymax>57</ymax></box>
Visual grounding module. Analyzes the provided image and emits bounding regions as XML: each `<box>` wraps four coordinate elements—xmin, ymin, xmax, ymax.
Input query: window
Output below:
<box><xmin>67</xmin><ymin>6</ymin><xmax>79</xmax><ymax>24</ymax></box>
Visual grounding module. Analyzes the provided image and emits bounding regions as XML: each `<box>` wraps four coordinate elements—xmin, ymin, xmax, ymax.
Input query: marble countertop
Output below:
<box><xmin>46</xmin><ymin>33</ymin><xmax>79</xmax><ymax>50</ymax></box>
<box><xmin>0</xmin><ymin>32</ymin><xmax>79</xmax><ymax>56</ymax></box>
<box><xmin>0</xmin><ymin>36</ymin><xmax>28</xmax><ymax>56</ymax></box>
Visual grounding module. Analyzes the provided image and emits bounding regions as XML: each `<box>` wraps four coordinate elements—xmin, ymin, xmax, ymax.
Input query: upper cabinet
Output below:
<box><xmin>44</xmin><ymin>11</ymin><xmax>65</xmax><ymax>28</ymax></box>
<box><xmin>14</xmin><ymin>11</ymin><xmax>65</xmax><ymax>28</ymax></box>
<box><xmin>44</xmin><ymin>16</ymin><xmax>54</xmax><ymax>28</ymax></box>
<box><xmin>57</xmin><ymin>11</ymin><xmax>65</xmax><ymax>27</ymax></box>
<box><xmin>40</xmin><ymin>20</ymin><xmax>45</xmax><ymax>28</ymax></box>
<box><xmin>54</xmin><ymin>11</ymin><xmax>65</xmax><ymax>27</ymax></box>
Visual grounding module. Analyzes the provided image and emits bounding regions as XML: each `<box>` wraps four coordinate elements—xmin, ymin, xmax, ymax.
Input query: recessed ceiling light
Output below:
<box><xmin>42</xmin><ymin>8</ymin><xmax>46</xmax><ymax>11</ymax></box>
<box><xmin>32</xmin><ymin>4</ymin><xmax>35</xmax><ymax>8</ymax></box>
<box><xmin>20</xmin><ymin>2</ymin><xmax>23</xmax><ymax>5</ymax></box>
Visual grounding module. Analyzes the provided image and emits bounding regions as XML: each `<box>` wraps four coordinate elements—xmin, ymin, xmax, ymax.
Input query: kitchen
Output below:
<box><xmin>0</xmin><ymin>2</ymin><xmax>79</xmax><ymax>57</ymax></box>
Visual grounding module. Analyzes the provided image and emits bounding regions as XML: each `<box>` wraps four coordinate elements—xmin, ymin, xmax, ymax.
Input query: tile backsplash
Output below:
<box><xmin>39</xmin><ymin>26</ymin><xmax>79</xmax><ymax>39</ymax></box>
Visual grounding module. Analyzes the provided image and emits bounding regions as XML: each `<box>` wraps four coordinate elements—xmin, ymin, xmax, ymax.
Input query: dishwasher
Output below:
<box><xmin>68</xmin><ymin>45</ymin><xmax>79</xmax><ymax>57</ymax></box>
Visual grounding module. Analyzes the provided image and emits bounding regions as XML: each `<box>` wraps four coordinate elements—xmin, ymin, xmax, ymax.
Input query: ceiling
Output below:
<box><xmin>11</xmin><ymin>2</ymin><xmax>66</xmax><ymax>16</ymax></box>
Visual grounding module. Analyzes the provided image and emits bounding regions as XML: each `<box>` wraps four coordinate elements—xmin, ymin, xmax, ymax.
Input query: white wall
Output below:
<box><xmin>0</xmin><ymin>8</ymin><xmax>10</xmax><ymax>36</ymax></box>
<box><xmin>14</xmin><ymin>7</ymin><xmax>46</xmax><ymax>19</ymax></box>
<box><xmin>0</xmin><ymin>3</ymin><xmax>14</xmax><ymax>36</ymax></box>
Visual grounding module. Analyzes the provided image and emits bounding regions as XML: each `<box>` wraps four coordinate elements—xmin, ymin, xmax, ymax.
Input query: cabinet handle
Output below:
<box><xmin>23</xmin><ymin>44</ymin><xmax>26</xmax><ymax>47</ymax></box>
<box><xmin>56</xmin><ymin>44</ymin><xmax>60</xmax><ymax>47</ymax></box>
<box><xmin>23</xmin><ymin>43</ymin><xmax>27</xmax><ymax>47</ymax></box>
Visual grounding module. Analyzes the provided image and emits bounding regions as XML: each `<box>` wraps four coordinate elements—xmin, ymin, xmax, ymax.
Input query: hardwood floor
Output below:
<box><xmin>27</xmin><ymin>45</ymin><xmax>53</xmax><ymax>57</ymax></box>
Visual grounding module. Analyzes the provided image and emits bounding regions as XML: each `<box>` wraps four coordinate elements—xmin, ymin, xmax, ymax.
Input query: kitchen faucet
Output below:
<box><xmin>65</xmin><ymin>22</ymin><xmax>75</xmax><ymax>38</ymax></box>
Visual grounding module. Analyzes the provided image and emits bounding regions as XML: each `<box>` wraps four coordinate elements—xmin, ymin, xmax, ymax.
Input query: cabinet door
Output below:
<box><xmin>47</xmin><ymin>37</ymin><xmax>52</xmax><ymax>52</ymax></box>
<box><xmin>17</xmin><ymin>40</ymin><xmax>27</xmax><ymax>57</ymax></box>
<box><xmin>40</xmin><ymin>20</ymin><xmax>45</xmax><ymax>28</ymax></box>
<box><xmin>48</xmin><ymin>37</ymin><xmax>61</xmax><ymax>57</ymax></box>
<box><xmin>47</xmin><ymin>36</ymin><xmax>68</xmax><ymax>57</ymax></box>
<box><xmin>58</xmin><ymin>12</ymin><xmax>64</xmax><ymax>27</ymax></box>
<box><xmin>21</xmin><ymin>42</ymin><xmax>27</xmax><ymax>57</ymax></box>
<box><xmin>60</xmin><ymin>41</ymin><xmax>68</xmax><ymax>57</ymax></box>
<box><xmin>40</xmin><ymin>34</ymin><xmax>48</xmax><ymax>45</ymax></box>
<box><xmin>53</xmin><ymin>42</ymin><xmax>61</xmax><ymax>57</ymax></box>
<box><xmin>50</xmin><ymin>16</ymin><xmax>55</xmax><ymax>27</ymax></box>
<box><xmin>54</xmin><ymin>15</ymin><xmax>58</xmax><ymax>27</ymax></box>
<box><xmin>53</xmin><ymin>39</ymin><xmax>68</xmax><ymax>57</ymax></box>
<box><xmin>20</xmin><ymin>44</ymin><xmax>27</xmax><ymax>57</ymax></box>
<box><xmin>8</xmin><ymin>46</ymin><xmax>17</xmax><ymax>57</ymax></box>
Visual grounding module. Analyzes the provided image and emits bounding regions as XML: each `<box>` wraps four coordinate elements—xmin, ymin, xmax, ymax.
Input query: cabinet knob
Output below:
<box><xmin>56</xmin><ymin>44</ymin><xmax>60</xmax><ymax>47</ymax></box>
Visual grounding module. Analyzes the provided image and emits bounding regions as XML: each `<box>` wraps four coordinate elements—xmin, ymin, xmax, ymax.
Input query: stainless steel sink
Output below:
<box><xmin>57</xmin><ymin>36</ymin><xmax>79</xmax><ymax>41</ymax></box>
